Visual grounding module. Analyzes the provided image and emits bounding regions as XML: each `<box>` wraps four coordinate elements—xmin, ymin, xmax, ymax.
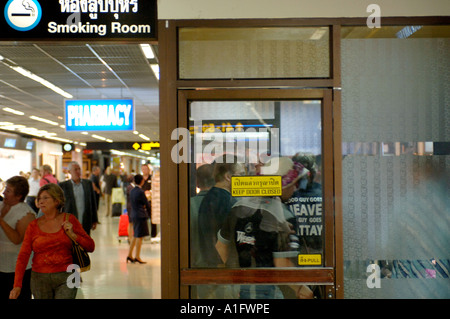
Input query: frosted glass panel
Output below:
<box><xmin>179</xmin><ymin>27</ymin><xmax>330</xmax><ymax>79</ymax></box>
<box><xmin>341</xmin><ymin>37</ymin><xmax>450</xmax><ymax>299</ymax></box>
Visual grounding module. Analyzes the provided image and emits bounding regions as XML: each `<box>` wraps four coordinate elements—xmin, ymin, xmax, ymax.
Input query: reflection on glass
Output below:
<box><xmin>189</xmin><ymin>100</ymin><xmax>324</xmax><ymax>299</ymax></box>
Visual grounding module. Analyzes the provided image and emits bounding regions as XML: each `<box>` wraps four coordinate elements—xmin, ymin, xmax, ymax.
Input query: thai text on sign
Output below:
<box><xmin>231</xmin><ymin>176</ymin><xmax>282</xmax><ymax>197</ymax></box>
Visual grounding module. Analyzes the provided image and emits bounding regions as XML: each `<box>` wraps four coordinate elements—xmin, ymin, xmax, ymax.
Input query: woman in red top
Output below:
<box><xmin>10</xmin><ymin>183</ymin><xmax>95</xmax><ymax>299</ymax></box>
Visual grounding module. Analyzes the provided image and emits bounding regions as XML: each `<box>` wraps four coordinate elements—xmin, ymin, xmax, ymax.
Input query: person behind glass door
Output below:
<box><xmin>287</xmin><ymin>153</ymin><xmax>323</xmax><ymax>255</ymax></box>
<box><xmin>216</xmin><ymin>157</ymin><xmax>314</xmax><ymax>299</ymax></box>
<box><xmin>198</xmin><ymin>155</ymin><xmax>246</xmax><ymax>268</ymax></box>
<box><xmin>10</xmin><ymin>183</ymin><xmax>95</xmax><ymax>299</ymax></box>
<box><xmin>196</xmin><ymin>156</ymin><xmax>245</xmax><ymax>299</ymax></box>
<box><xmin>190</xmin><ymin>163</ymin><xmax>215</xmax><ymax>268</ymax></box>
<box><xmin>0</xmin><ymin>176</ymin><xmax>36</xmax><ymax>300</ymax></box>
<box><xmin>127</xmin><ymin>174</ymin><xmax>152</xmax><ymax>264</ymax></box>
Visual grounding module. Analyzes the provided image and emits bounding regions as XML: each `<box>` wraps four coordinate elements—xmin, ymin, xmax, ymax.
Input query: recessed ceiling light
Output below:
<box><xmin>3</xmin><ymin>107</ymin><xmax>24</xmax><ymax>115</ymax></box>
<box><xmin>140</xmin><ymin>44</ymin><xmax>155</xmax><ymax>59</ymax></box>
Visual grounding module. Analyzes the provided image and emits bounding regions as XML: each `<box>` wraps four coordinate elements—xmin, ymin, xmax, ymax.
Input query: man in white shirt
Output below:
<box><xmin>26</xmin><ymin>168</ymin><xmax>40</xmax><ymax>213</ymax></box>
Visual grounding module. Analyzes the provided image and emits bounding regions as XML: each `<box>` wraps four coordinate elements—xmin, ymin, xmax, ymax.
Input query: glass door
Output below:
<box><xmin>176</xmin><ymin>88</ymin><xmax>337</xmax><ymax>299</ymax></box>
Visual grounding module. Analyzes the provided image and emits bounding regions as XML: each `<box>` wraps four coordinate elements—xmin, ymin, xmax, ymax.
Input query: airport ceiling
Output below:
<box><xmin>0</xmin><ymin>42</ymin><xmax>159</xmax><ymax>151</ymax></box>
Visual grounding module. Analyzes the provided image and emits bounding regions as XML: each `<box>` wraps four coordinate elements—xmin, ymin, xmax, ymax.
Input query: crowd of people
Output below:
<box><xmin>0</xmin><ymin>162</ymin><xmax>154</xmax><ymax>299</ymax></box>
<box><xmin>191</xmin><ymin>153</ymin><xmax>324</xmax><ymax>299</ymax></box>
<box><xmin>1</xmin><ymin>153</ymin><xmax>322</xmax><ymax>300</ymax></box>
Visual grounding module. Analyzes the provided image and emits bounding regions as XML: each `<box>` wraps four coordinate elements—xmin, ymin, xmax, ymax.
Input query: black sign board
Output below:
<box><xmin>0</xmin><ymin>131</ymin><xmax>35</xmax><ymax>151</ymax></box>
<box><xmin>1</xmin><ymin>0</ymin><xmax>157</xmax><ymax>40</ymax></box>
<box><xmin>86</xmin><ymin>141</ymin><xmax>160</xmax><ymax>151</ymax></box>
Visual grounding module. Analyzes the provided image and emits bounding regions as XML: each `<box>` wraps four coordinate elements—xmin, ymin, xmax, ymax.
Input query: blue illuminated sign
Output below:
<box><xmin>65</xmin><ymin>99</ymin><xmax>134</xmax><ymax>132</ymax></box>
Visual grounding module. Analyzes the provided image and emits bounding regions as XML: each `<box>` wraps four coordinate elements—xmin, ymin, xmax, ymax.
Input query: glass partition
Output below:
<box><xmin>341</xmin><ymin>26</ymin><xmax>450</xmax><ymax>299</ymax></box>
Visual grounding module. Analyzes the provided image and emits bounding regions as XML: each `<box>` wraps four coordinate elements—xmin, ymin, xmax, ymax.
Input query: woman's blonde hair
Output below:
<box><xmin>37</xmin><ymin>183</ymin><xmax>65</xmax><ymax>210</ymax></box>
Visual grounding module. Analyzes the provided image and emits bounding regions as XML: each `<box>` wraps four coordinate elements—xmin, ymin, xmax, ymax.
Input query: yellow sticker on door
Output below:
<box><xmin>298</xmin><ymin>254</ymin><xmax>322</xmax><ymax>266</ymax></box>
<box><xmin>231</xmin><ymin>176</ymin><xmax>282</xmax><ymax>197</ymax></box>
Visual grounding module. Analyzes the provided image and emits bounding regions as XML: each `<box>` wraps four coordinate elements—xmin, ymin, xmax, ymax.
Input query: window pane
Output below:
<box><xmin>189</xmin><ymin>100</ymin><xmax>324</xmax><ymax>279</ymax></box>
<box><xmin>179</xmin><ymin>27</ymin><xmax>330</xmax><ymax>79</ymax></box>
<box><xmin>341</xmin><ymin>26</ymin><xmax>450</xmax><ymax>299</ymax></box>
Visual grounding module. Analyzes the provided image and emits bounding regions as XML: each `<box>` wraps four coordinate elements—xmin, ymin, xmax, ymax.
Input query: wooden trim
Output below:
<box><xmin>166</xmin><ymin>16</ymin><xmax>450</xmax><ymax>28</ymax></box>
<box><xmin>332</xmin><ymin>24</ymin><xmax>343</xmax><ymax>299</ymax></box>
<box><xmin>178</xmin><ymin>90</ymin><xmax>191</xmax><ymax>298</ymax></box>
<box><xmin>181</xmin><ymin>268</ymin><xmax>334</xmax><ymax>286</ymax></box>
<box><xmin>332</xmin><ymin>88</ymin><xmax>344</xmax><ymax>299</ymax></box>
<box><xmin>176</xmin><ymin>79</ymin><xmax>334</xmax><ymax>89</ymax></box>
<box><xmin>159</xmin><ymin>19</ymin><xmax>181</xmax><ymax>299</ymax></box>
<box><xmin>332</xmin><ymin>25</ymin><xmax>341</xmax><ymax>88</ymax></box>
<box><xmin>178</xmin><ymin>88</ymin><xmax>326</xmax><ymax>101</ymax></box>
<box><xmin>321</xmin><ymin>90</ymin><xmax>335</xmax><ymax>269</ymax></box>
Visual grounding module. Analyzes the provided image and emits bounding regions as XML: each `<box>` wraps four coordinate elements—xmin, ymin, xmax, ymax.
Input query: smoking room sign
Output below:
<box><xmin>1</xmin><ymin>0</ymin><xmax>157</xmax><ymax>40</ymax></box>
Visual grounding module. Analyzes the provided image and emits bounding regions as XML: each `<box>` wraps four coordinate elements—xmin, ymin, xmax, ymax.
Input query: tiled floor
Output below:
<box><xmin>76</xmin><ymin>199</ymin><xmax>161</xmax><ymax>299</ymax></box>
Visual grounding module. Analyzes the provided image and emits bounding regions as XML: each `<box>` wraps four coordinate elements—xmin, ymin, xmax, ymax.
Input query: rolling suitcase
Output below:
<box><xmin>112</xmin><ymin>202</ymin><xmax>122</xmax><ymax>217</ymax></box>
<box><xmin>118</xmin><ymin>213</ymin><xmax>129</xmax><ymax>243</ymax></box>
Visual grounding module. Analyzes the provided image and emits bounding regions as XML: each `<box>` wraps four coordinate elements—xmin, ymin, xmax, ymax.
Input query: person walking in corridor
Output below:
<box><xmin>127</xmin><ymin>174</ymin><xmax>151</xmax><ymax>264</ymax></box>
<box><xmin>59</xmin><ymin>161</ymin><xmax>98</xmax><ymax>235</ymax></box>
<box><xmin>10</xmin><ymin>183</ymin><xmax>95</xmax><ymax>299</ymax></box>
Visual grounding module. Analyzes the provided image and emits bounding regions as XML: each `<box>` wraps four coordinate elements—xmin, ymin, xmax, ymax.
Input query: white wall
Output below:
<box><xmin>35</xmin><ymin>140</ymin><xmax>64</xmax><ymax>180</ymax></box>
<box><xmin>0</xmin><ymin>148</ymin><xmax>31</xmax><ymax>180</ymax></box>
<box><xmin>158</xmin><ymin>0</ymin><xmax>450</xmax><ymax>20</ymax></box>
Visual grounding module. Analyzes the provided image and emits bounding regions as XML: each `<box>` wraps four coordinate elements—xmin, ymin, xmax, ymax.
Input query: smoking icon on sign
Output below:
<box><xmin>12</xmin><ymin>0</ymin><xmax>35</xmax><ymax>16</ymax></box>
<box><xmin>5</xmin><ymin>0</ymin><xmax>42</xmax><ymax>31</ymax></box>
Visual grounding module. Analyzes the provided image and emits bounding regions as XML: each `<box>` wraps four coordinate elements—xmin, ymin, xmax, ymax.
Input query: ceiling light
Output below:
<box><xmin>92</xmin><ymin>134</ymin><xmax>107</xmax><ymax>141</ymax></box>
<box><xmin>140</xmin><ymin>44</ymin><xmax>155</xmax><ymax>59</ymax></box>
<box><xmin>46</xmin><ymin>136</ymin><xmax>73</xmax><ymax>143</ymax></box>
<box><xmin>0</xmin><ymin>122</ymin><xmax>14</xmax><ymax>126</ymax></box>
<box><xmin>3</xmin><ymin>107</ymin><xmax>24</xmax><ymax>115</ymax></box>
<box><xmin>9</xmin><ymin>65</ymin><xmax>73</xmax><ymax>99</ymax></box>
<box><xmin>0</xmin><ymin>124</ymin><xmax>25</xmax><ymax>130</ymax></box>
<box><xmin>150</xmin><ymin>64</ymin><xmax>159</xmax><ymax>80</ymax></box>
<box><xmin>139</xmin><ymin>134</ymin><xmax>150</xmax><ymax>141</ymax></box>
<box><xmin>30</xmin><ymin>115</ymin><xmax>59</xmax><ymax>126</ymax></box>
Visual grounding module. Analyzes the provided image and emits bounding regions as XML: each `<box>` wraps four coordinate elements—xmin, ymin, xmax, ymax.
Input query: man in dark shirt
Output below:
<box><xmin>197</xmin><ymin>156</ymin><xmax>245</xmax><ymax>267</ymax></box>
<box><xmin>59</xmin><ymin>161</ymin><xmax>98</xmax><ymax>235</ymax></box>
<box><xmin>89</xmin><ymin>166</ymin><xmax>102</xmax><ymax>214</ymax></box>
<box><xmin>103</xmin><ymin>167</ymin><xmax>117</xmax><ymax>217</ymax></box>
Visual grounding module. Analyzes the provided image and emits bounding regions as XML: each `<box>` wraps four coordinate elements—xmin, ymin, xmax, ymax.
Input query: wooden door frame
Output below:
<box><xmin>177</xmin><ymin>88</ymin><xmax>337</xmax><ymax>299</ymax></box>
<box><xmin>159</xmin><ymin>18</ymin><xmax>348</xmax><ymax>299</ymax></box>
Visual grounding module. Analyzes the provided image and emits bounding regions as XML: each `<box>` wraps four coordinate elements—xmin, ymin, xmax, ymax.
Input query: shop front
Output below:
<box><xmin>158</xmin><ymin>5</ymin><xmax>449</xmax><ymax>298</ymax></box>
